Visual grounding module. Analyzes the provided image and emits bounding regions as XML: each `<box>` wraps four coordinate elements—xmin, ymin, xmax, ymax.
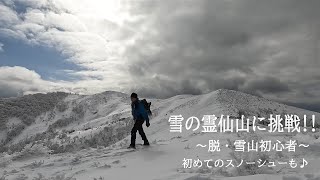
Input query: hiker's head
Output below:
<box><xmin>130</xmin><ymin>93</ymin><xmax>138</xmax><ymax>102</ymax></box>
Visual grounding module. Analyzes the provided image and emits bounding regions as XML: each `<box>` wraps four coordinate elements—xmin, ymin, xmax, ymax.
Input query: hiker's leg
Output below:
<box><xmin>130</xmin><ymin>121</ymin><xmax>138</xmax><ymax>146</ymax></box>
<box><xmin>137</xmin><ymin>120</ymin><xmax>149</xmax><ymax>143</ymax></box>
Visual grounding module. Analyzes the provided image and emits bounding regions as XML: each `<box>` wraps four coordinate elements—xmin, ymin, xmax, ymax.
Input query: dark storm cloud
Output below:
<box><xmin>240</xmin><ymin>76</ymin><xmax>290</xmax><ymax>95</ymax></box>
<box><xmin>125</xmin><ymin>0</ymin><xmax>320</xmax><ymax>111</ymax></box>
<box><xmin>130</xmin><ymin>76</ymin><xmax>203</xmax><ymax>99</ymax></box>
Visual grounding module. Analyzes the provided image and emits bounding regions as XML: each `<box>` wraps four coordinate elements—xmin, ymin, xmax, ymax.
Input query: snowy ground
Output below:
<box><xmin>1</xmin><ymin>89</ymin><xmax>320</xmax><ymax>180</ymax></box>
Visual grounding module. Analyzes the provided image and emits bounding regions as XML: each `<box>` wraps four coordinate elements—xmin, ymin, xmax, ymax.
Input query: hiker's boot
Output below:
<box><xmin>143</xmin><ymin>141</ymin><xmax>150</xmax><ymax>146</ymax></box>
<box><xmin>127</xmin><ymin>144</ymin><xmax>136</xmax><ymax>149</ymax></box>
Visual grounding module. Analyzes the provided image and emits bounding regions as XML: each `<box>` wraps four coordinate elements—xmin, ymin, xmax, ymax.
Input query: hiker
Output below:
<box><xmin>128</xmin><ymin>93</ymin><xmax>150</xmax><ymax>149</ymax></box>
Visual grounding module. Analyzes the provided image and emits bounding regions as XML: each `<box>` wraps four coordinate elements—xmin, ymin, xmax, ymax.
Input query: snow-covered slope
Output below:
<box><xmin>1</xmin><ymin>89</ymin><xmax>320</xmax><ymax>180</ymax></box>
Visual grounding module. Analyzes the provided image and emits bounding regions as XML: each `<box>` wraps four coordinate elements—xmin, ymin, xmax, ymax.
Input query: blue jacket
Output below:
<box><xmin>131</xmin><ymin>99</ymin><xmax>149</xmax><ymax>122</ymax></box>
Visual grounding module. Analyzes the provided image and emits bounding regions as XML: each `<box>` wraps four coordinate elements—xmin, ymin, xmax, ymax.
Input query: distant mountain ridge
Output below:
<box><xmin>0</xmin><ymin>89</ymin><xmax>319</xmax><ymax>154</ymax></box>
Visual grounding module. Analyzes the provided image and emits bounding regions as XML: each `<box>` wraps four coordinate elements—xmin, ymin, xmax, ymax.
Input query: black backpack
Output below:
<box><xmin>141</xmin><ymin>99</ymin><xmax>152</xmax><ymax>115</ymax></box>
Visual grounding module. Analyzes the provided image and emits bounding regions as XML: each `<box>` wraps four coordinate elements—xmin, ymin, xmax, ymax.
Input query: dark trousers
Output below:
<box><xmin>130</xmin><ymin>120</ymin><xmax>148</xmax><ymax>146</ymax></box>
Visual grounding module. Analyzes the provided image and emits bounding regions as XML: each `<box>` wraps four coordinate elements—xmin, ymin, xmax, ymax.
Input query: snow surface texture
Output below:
<box><xmin>0</xmin><ymin>89</ymin><xmax>320</xmax><ymax>180</ymax></box>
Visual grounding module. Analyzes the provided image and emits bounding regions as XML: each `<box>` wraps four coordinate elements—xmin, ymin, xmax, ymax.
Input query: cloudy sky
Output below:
<box><xmin>0</xmin><ymin>0</ymin><xmax>320</xmax><ymax>111</ymax></box>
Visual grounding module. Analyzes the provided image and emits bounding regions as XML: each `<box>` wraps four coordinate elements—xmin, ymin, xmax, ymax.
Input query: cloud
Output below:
<box><xmin>0</xmin><ymin>42</ymin><xmax>3</xmax><ymax>52</ymax></box>
<box><xmin>0</xmin><ymin>66</ymin><xmax>47</xmax><ymax>97</ymax></box>
<box><xmin>0</xmin><ymin>0</ymin><xmax>320</xmax><ymax>111</ymax></box>
<box><xmin>240</xmin><ymin>76</ymin><xmax>290</xmax><ymax>95</ymax></box>
<box><xmin>123</xmin><ymin>0</ymin><xmax>320</xmax><ymax>106</ymax></box>
<box><xmin>0</xmin><ymin>3</ymin><xmax>19</xmax><ymax>26</ymax></box>
<box><xmin>0</xmin><ymin>0</ymin><xmax>134</xmax><ymax>94</ymax></box>
<box><xmin>0</xmin><ymin>66</ymin><xmax>130</xmax><ymax>97</ymax></box>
